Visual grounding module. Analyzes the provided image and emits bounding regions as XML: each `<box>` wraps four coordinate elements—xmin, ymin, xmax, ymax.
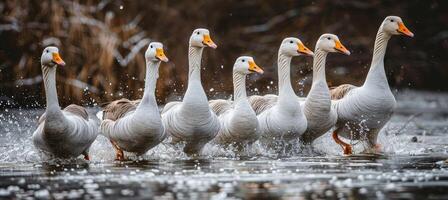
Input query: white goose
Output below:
<box><xmin>32</xmin><ymin>47</ymin><xmax>99</xmax><ymax>160</ymax></box>
<box><xmin>249</xmin><ymin>38</ymin><xmax>314</xmax><ymax>147</ymax></box>
<box><xmin>330</xmin><ymin>16</ymin><xmax>414</xmax><ymax>154</ymax></box>
<box><xmin>209</xmin><ymin>56</ymin><xmax>264</xmax><ymax>149</ymax></box>
<box><xmin>161</xmin><ymin>28</ymin><xmax>220</xmax><ymax>155</ymax></box>
<box><xmin>100</xmin><ymin>42</ymin><xmax>168</xmax><ymax>160</ymax></box>
<box><xmin>299</xmin><ymin>34</ymin><xmax>351</xmax><ymax>145</ymax></box>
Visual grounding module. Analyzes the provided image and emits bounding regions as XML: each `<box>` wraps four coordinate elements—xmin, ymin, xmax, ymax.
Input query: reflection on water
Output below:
<box><xmin>1</xmin><ymin>90</ymin><xmax>448</xmax><ymax>199</ymax></box>
<box><xmin>1</xmin><ymin>156</ymin><xmax>448</xmax><ymax>199</ymax></box>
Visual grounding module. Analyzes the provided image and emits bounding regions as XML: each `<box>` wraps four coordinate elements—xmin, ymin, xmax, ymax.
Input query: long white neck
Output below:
<box><xmin>304</xmin><ymin>47</ymin><xmax>331</xmax><ymax>113</ymax></box>
<box><xmin>42</xmin><ymin>65</ymin><xmax>62</xmax><ymax>115</ymax></box>
<box><xmin>188</xmin><ymin>46</ymin><xmax>204</xmax><ymax>84</ymax></box>
<box><xmin>233</xmin><ymin>72</ymin><xmax>247</xmax><ymax>103</ymax></box>
<box><xmin>363</xmin><ymin>28</ymin><xmax>392</xmax><ymax>89</ymax></box>
<box><xmin>312</xmin><ymin>48</ymin><xmax>328</xmax><ymax>84</ymax></box>
<box><xmin>277</xmin><ymin>52</ymin><xmax>295</xmax><ymax>101</ymax></box>
<box><xmin>136</xmin><ymin>60</ymin><xmax>160</xmax><ymax>110</ymax></box>
<box><xmin>182</xmin><ymin>45</ymin><xmax>208</xmax><ymax>109</ymax></box>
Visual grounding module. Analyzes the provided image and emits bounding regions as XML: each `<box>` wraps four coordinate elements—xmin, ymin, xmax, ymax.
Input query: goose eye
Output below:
<box><xmin>289</xmin><ymin>41</ymin><xmax>293</xmax><ymax>44</ymax></box>
<box><xmin>242</xmin><ymin>59</ymin><xmax>245</xmax><ymax>62</ymax></box>
<box><xmin>327</xmin><ymin>37</ymin><xmax>331</xmax><ymax>40</ymax></box>
<box><xmin>150</xmin><ymin>45</ymin><xmax>153</xmax><ymax>48</ymax></box>
<box><xmin>196</xmin><ymin>32</ymin><xmax>200</xmax><ymax>35</ymax></box>
<box><xmin>390</xmin><ymin>19</ymin><xmax>394</xmax><ymax>22</ymax></box>
<box><xmin>46</xmin><ymin>50</ymin><xmax>49</xmax><ymax>53</ymax></box>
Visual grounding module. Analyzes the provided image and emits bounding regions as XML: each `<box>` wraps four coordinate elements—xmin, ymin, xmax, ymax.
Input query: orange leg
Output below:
<box><xmin>332</xmin><ymin>128</ymin><xmax>352</xmax><ymax>155</ymax></box>
<box><xmin>110</xmin><ymin>140</ymin><xmax>124</xmax><ymax>161</ymax></box>
<box><xmin>366</xmin><ymin>131</ymin><xmax>381</xmax><ymax>154</ymax></box>
<box><xmin>82</xmin><ymin>152</ymin><xmax>90</xmax><ymax>161</ymax></box>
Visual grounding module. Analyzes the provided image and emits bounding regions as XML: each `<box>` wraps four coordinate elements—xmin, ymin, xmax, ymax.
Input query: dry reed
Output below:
<box><xmin>0</xmin><ymin>0</ymin><xmax>446</xmax><ymax>107</ymax></box>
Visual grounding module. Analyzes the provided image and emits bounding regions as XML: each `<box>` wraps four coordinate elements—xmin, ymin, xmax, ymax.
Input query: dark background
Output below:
<box><xmin>1</xmin><ymin>0</ymin><xmax>447</xmax><ymax>108</ymax></box>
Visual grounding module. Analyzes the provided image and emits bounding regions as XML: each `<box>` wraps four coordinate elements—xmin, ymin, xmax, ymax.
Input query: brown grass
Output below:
<box><xmin>0</xmin><ymin>0</ymin><xmax>447</xmax><ymax>107</ymax></box>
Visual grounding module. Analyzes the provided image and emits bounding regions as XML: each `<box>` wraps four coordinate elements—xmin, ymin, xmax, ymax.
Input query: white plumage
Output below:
<box><xmin>299</xmin><ymin>34</ymin><xmax>351</xmax><ymax>145</ymax></box>
<box><xmin>210</xmin><ymin>56</ymin><xmax>264</xmax><ymax>149</ymax></box>
<box><xmin>331</xmin><ymin>16</ymin><xmax>414</xmax><ymax>154</ymax></box>
<box><xmin>161</xmin><ymin>28</ymin><xmax>220</xmax><ymax>155</ymax></box>
<box><xmin>249</xmin><ymin>37</ymin><xmax>314</xmax><ymax>148</ymax></box>
<box><xmin>99</xmin><ymin>42</ymin><xmax>168</xmax><ymax>160</ymax></box>
<box><xmin>33</xmin><ymin>47</ymin><xmax>99</xmax><ymax>160</ymax></box>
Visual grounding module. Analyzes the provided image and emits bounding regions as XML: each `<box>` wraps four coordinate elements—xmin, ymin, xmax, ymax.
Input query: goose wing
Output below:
<box><xmin>102</xmin><ymin>98</ymin><xmax>137</xmax><ymax>121</ymax></box>
<box><xmin>248</xmin><ymin>94</ymin><xmax>278</xmax><ymax>115</ymax></box>
<box><xmin>130</xmin><ymin>99</ymin><xmax>142</xmax><ymax>106</ymax></box>
<box><xmin>64</xmin><ymin>104</ymin><xmax>89</xmax><ymax>120</ymax></box>
<box><xmin>330</xmin><ymin>84</ymin><xmax>357</xmax><ymax>100</ymax></box>
<box><xmin>209</xmin><ymin>99</ymin><xmax>232</xmax><ymax>116</ymax></box>
<box><xmin>38</xmin><ymin>104</ymin><xmax>89</xmax><ymax>124</ymax></box>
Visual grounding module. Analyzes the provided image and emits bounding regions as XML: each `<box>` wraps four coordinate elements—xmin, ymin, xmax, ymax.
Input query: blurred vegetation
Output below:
<box><xmin>0</xmin><ymin>0</ymin><xmax>447</xmax><ymax>107</ymax></box>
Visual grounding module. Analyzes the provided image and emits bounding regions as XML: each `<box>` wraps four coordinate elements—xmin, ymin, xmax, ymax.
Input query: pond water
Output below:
<box><xmin>1</xmin><ymin>90</ymin><xmax>448</xmax><ymax>199</ymax></box>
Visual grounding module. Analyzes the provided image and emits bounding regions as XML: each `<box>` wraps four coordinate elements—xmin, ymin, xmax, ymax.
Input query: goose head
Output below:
<box><xmin>189</xmin><ymin>28</ymin><xmax>217</xmax><ymax>49</ymax></box>
<box><xmin>316</xmin><ymin>34</ymin><xmax>351</xmax><ymax>55</ymax></box>
<box><xmin>41</xmin><ymin>46</ymin><xmax>65</xmax><ymax>67</ymax></box>
<box><xmin>381</xmin><ymin>16</ymin><xmax>414</xmax><ymax>37</ymax></box>
<box><xmin>233</xmin><ymin>56</ymin><xmax>264</xmax><ymax>75</ymax></box>
<box><xmin>280</xmin><ymin>37</ymin><xmax>314</xmax><ymax>57</ymax></box>
<box><xmin>145</xmin><ymin>42</ymin><xmax>169</xmax><ymax>62</ymax></box>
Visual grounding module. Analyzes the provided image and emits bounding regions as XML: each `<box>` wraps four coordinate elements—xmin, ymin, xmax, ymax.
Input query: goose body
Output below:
<box><xmin>99</xmin><ymin>42</ymin><xmax>168</xmax><ymax>160</ymax></box>
<box><xmin>299</xmin><ymin>34</ymin><xmax>351</xmax><ymax>144</ymax></box>
<box><xmin>210</xmin><ymin>56</ymin><xmax>264</xmax><ymax>148</ymax></box>
<box><xmin>161</xmin><ymin>28</ymin><xmax>220</xmax><ymax>155</ymax></box>
<box><xmin>331</xmin><ymin>16</ymin><xmax>414</xmax><ymax>154</ymax></box>
<box><xmin>249</xmin><ymin>38</ymin><xmax>313</xmax><ymax>147</ymax></box>
<box><xmin>32</xmin><ymin>47</ymin><xmax>99</xmax><ymax>159</ymax></box>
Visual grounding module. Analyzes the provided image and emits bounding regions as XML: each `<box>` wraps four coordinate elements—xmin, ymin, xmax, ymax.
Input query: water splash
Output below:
<box><xmin>1</xmin><ymin>90</ymin><xmax>448</xmax><ymax>163</ymax></box>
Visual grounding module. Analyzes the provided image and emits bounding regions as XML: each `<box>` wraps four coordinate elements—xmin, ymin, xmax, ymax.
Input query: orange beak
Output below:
<box><xmin>334</xmin><ymin>40</ymin><xmax>351</xmax><ymax>55</ymax></box>
<box><xmin>156</xmin><ymin>48</ymin><xmax>169</xmax><ymax>62</ymax></box>
<box><xmin>297</xmin><ymin>42</ymin><xmax>314</xmax><ymax>56</ymax></box>
<box><xmin>52</xmin><ymin>53</ymin><xmax>66</xmax><ymax>66</ymax></box>
<box><xmin>202</xmin><ymin>34</ymin><xmax>217</xmax><ymax>49</ymax></box>
<box><xmin>248</xmin><ymin>60</ymin><xmax>264</xmax><ymax>74</ymax></box>
<box><xmin>397</xmin><ymin>22</ymin><xmax>414</xmax><ymax>37</ymax></box>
